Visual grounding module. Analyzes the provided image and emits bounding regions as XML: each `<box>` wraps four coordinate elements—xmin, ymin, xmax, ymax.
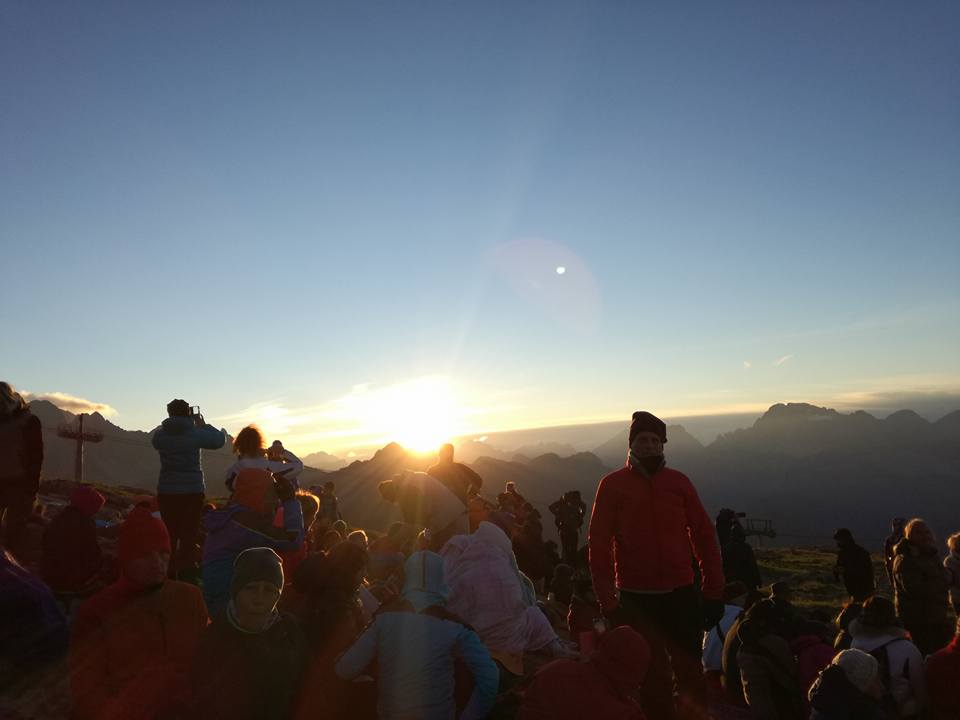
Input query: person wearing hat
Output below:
<box><xmin>833</xmin><ymin>528</ymin><xmax>875</xmax><ymax>602</ymax></box>
<box><xmin>925</xmin><ymin>617</ymin><xmax>960</xmax><ymax>720</ymax></box>
<box><xmin>808</xmin><ymin>649</ymin><xmax>885</xmax><ymax>720</ymax></box>
<box><xmin>736</xmin><ymin>598</ymin><xmax>804</xmax><ymax>720</ymax></box>
<box><xmin>152</xmin><ymin>398</ymin><xmax>226</xmax><ymax>584</ymax></box>
<box><xmin>588</xmin><ymin>410</ymin><xmax>725</xmax><ymax>719</ymax></box>
<box><xmin>41</xmin><ymin>484</ymin><xmax>105</xmax><ymax>594</ymax></box>
<box><xmin>69</xmin><ymin>506</ymin><xmax>209</xmax><ymax>720</ymax></box>
<box><xmin>723</xmin><ymin>524</ymin><xmax>763</xmax><ymax>590</ymax></box>
<box><xmin>519</xmin><ymin>625</ymin><xmax>652</xmax><ymax>720</ymax></box>
<box><xmin>702</xmin><ymin>581</ymin><xmax>750</xmax><ymax>674</ymax></box>
<box><xmin>191</xmin><ymin>548</ymin><xmax>309</xmax><ymax>720</ymax></box>
<box><xmin>849</xmin><ymin>596</ymin><xmax>928</xmax><ymax>718</ymax></box>
<box><xmin>892</xmin><ymin>518</ymin><xmax>953</xmax><ymax>656</ymax></box>
<box><xmin>0</xmin><ymin>381</ymin><xmax>43</xmax><ymax>558</ymax></box>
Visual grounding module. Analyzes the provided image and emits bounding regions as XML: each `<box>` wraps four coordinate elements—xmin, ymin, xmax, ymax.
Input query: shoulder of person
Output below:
<box><xmin>661</xmin><ymin>466</ymin><xmax>693</xmax><ymax>484</ymax></box>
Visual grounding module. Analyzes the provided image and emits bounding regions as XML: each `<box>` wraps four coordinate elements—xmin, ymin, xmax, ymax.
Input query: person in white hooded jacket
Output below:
<box><xmin>849</xmin><ymin>596</ymin><xmax>928</xmax><ymax>719</ymax></box>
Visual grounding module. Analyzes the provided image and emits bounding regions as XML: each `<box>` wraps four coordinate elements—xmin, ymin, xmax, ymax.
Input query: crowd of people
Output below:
<box><xmin>1</xmin><ymin>381</ymin><xmax>959</xmax><ymax>719</ymax></box>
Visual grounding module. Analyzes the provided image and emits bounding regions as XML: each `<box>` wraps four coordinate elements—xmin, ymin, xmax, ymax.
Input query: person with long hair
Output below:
<box><xmin>225</xmin><ymin>425</ymin><xmax>303</xmax><ymax>493</ymax></box>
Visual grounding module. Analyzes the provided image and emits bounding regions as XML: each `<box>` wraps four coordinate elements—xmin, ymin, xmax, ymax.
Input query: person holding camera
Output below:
<box><xmin>152</xmin><ymin>398</ymin><xmax>226</xmax><ymax>584</ymax></box>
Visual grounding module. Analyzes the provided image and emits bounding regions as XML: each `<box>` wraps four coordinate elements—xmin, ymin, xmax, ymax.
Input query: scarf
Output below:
<box><xmin>627</xmin><ymin>450</ymin><xmax>665</xmax><ymax>476</ymax></box>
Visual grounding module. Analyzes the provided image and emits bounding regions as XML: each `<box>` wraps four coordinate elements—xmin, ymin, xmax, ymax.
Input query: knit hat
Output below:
<box><xmin>70</xmin><ymin>485</ymin><xmax>106</xmax><ymax>517</ymax></box>
<box><xmin>232</xmin><ymin>468</ymin><xmax>277</xmax><ymax>514</ymax></box>
<box><xmin>723</xmin><ymin>581</ymin><xmax>750</xmax><ymax>604</ymax></box>
<box><xmin>629</xmin><ymin>411</ymin><xmax>667</xmax><ymax>446</ymax></box>
<box><xmin>119</xmin><ymin>506</ymin><xmax>171</xmax><ymax>567</ymax></box>
<box><xmin>860</xmin><ymin>596</ymin><xmax>902</xmax><ymax>628</ymax></box>
<box><xmin>231</xmin><ymin>548</ymin><xmax>284</xmax><ymax>599</ymax></box>
<box><xmin>833</xmin><ymin>649</ymin><xmax>879</xmax><ymax>694</ymax></box>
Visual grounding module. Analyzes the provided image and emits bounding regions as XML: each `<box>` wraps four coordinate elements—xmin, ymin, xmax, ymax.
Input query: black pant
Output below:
<box><xmin>157</xmin><ymin>493</ymin><xmax>204</xmax><ymax>582</ymax></box>
<box><xmin>559</xmin><ymin>526</ymin><xmax>579</xmax><ymax>566</ymax></box>
<box><xmin>0</xmin><ymin>485</ymin><xmax>36</xmax><ymax>558</ymax></box>
<box><xmin>612</xmin><ymin>586</ymin><xmax>706</xmax><ymax>720</ymax></box>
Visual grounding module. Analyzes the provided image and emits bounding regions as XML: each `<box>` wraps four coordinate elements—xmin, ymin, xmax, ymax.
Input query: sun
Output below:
<box><xmin>368</xmin><ymin>377</ymin><xmax>460</xmax><ymax>453</ymax></box>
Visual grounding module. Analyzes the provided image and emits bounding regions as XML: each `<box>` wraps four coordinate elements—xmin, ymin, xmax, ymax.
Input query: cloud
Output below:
<box><xmin>23</xmin><ymin>391</ymin><xmax>118</xmax><ymax>417</ymax></box>
<box><xmin>774</xmin><ymin>354</ymin><xmax>793</xmax><ymax>367</ymax></box>
<box><xmin>743</xmin><ymin>361</ymin><xmax>752</xmax><ymax>370</ymax></box>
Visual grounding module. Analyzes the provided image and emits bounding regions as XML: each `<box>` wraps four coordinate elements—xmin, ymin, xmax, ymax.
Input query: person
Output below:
<box><xmin>278</xmin><ymin>490</ymin><xmax>320</xmax><ymax>581</ymax></box>
<box><xmin>0</xmin><ymin>546</ymin><xmax>68</xmax><ymax>694</ymax></box>
<box><xmin>427</xmin><ymin>443</ymin><xmax>483</xmax><ymax>503</ymax></box>
<box><xmin>925</xmin><ymin>618</ymin><xmax>960</xmax><ymax>720</ymax></box>
<box><xmin>834</xmin><ymin>600</ymin><xmax>862</xmax><ymax>651</ymax></box>
<box><xmin>442</xmin><ymin>520</ymin><xmax>561</xmax><ymax>673</ymax></box>
<box><xmin>588</xmin><ymin>410</ymin><xmax>725</xmax><ymax>720</ymax></box>
<box><xmin>41</xmin><ymin>484</ymin><xmax>105</xmax><ymax>594</ymax></box>
<box><xmin>736</xmin><ymin>598</ymin><xmax>804</xmax><ymax>720</ymax></box>
<box><xmin>512</xmin><ymin>517</ymin><xmax>548</xmax><ymax>588</ymax></box>
<box><xmin>791</xmin><ymin>621</ymin><xmax>839</xmax><ymax>709</ymax></box>
<box><xmin>892</xmin><ymin>518</ymin><xmax>953</xmax><ymax>656</ymax></box>
<box><xmin>69</xmin><ymin>506</ymin><xmax>209</xmax><ymax>720</ymax></box>
<box><xmin>201</xmin><ymin>468</ymin><xmax>304</xmax><ymax>616</ymax></box>
<box><xmin>191</xmin><ymin>548</ymin><xmax>309</xmax><ymax>720</ymax></box>
<box><xmin>291</xmin><ymin>542</ymin><xmax>373</xmax><ymax>719</ymax></box>
<box><xmin>568</xmin><ymin>575</ymin><xmax>602</xmax><ymax>643</ymax></box>
<box><xmin>317</xmin><ymin>481</ymin><xmax>341</xmax><ymax>529</ymax></box>
<box><xmin>224</xmin><ymin>425</ymin><xmax>303</xmax><ymax>492</ymax></box>
<box><xmin>703</xmin><ymin>581</ymin><xmax>750</xmax><ymax>674</ymax></box>
<box><xmin>808</xmin><ymin>649</ymin><xmax>885</xmax><ymax>720</ymax></box>
<box><xmin>884</xmin><ymin>518</ymin><xmax>906</xmax><ymax>588</ymax></box>
<box><xmin>152</xmin><ymin>398</ymin><xmax>226</xmax><ymax>583</ymax></box>
<box><xmin>716</xmin><ymin>509</ymin><xmax>746</xmax><ymax>550</ymax></box>
<box><xmin>849</xmin><ymin>596</ymin><xmax>928</xmax><ymax>719</ymax></box>
<box><xmin>769</xmin><ymin>580</ymin><xmax>800</xmax><ymax>634</ymax></box>
<box><xmin>336</xmin><ymin>551</ymin><xmax>499</xmax><ymax>720</ymax></box>
<box><xmin>519</xmin><ymin>625</ymin><xmax>651</xmax><ymax>720</ymax></box>
<box><xmin>834</xmin><ymin>528</ymin><xmax>876</xmax><ymax>602</ymax></box>
<box><xmin>723</xmin><ymin>524</ymin><xmax>762</xmax><ymax>590</ymax></box>
<box><xmin>549</xmin><ymin>490</ymin><xmax>587</xmax><ymax>566</ymax></box>
<box><xmin>0</xmin><ymin>382</ymin><xmax>43</xmax><ymax>557</ymax></box>
<box><xmin>943</xmin><ymin>532</ymin><xmax>960</xmax><ymax>615</ymax></box>
<box><xmin>378</xmin><ymin>471</ymin><xmax>468</xmax><ymax>550</ymax></box>
<box><xmin>497</xmin><ymin>481</ymin><xmax>527</xmax><ymax>516</ymax></box>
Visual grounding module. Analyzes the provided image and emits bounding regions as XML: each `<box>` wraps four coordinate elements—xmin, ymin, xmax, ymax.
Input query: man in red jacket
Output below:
<box><xmin>925</xmin><ymin>617</ymin><xmax>960</xmax><ymax>720</ymax></box>
<box><xmin>589</xmin><ymin>411</ymin><xmax>725</xmax><ymax>720</ymax></box>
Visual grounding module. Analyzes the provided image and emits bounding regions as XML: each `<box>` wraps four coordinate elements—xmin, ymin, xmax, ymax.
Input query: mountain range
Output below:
<box><xmin>27</xmin><ymin>400</ymin><xmax>960</xmax><ymax>549</ymax></box>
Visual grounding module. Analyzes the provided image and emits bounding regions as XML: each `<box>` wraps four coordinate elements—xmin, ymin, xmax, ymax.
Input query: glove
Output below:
<box><xmin>702</xmin><ymin>598</ymin><xmax>725</xmax><ymax>630</ymax></box>
<box><xmin>274</xmin><ymin>475</ymin><xmax>295</xmax><ymax>503</ymax></box>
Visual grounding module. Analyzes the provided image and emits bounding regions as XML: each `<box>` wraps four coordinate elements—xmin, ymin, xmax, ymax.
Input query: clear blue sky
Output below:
<box><xmin>2</xmin><ymin>2</ymin><xmax>958</xmax><ymax>453</ymax></box>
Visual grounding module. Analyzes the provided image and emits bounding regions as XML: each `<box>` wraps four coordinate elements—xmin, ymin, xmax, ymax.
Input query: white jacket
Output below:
<box><xmin>702</xmin><ymin>604</ymin><xmax>742</xmax><ymax>672</ymax></box>
<box><xmin>849</xmin><ymin>619</ymin><xmax>928</xmax><ymax>717</ymax></box>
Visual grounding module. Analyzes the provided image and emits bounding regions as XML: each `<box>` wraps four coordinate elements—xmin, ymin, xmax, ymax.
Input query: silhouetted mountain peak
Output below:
<box><xmin>757</xmin><ymin>403</ymin><xmax>841</xmax><ymax>424</ymax></box>
<box><xmin>371</xmin><ymin>442</ymin><xmax>408</xmax><ymax>464</ymax></box>
<box><xmin>883</xmin><ymin>409</ymin><xmax>928</xmax><ymax>427</ymax></box>
<box><xmin>935</xmin><ymin>409</ymin><xmax>960</xmax><ymax>429</ymax></box>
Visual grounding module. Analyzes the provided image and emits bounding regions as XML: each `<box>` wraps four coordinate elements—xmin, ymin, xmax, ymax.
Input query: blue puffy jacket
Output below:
<box><xmin>151</xmin><ymin>416</ymin><xmax>225</xmax><ymax>495</ymax></box>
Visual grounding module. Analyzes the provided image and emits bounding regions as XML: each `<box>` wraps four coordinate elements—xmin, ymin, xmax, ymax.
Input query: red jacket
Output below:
<box><xmin>588</xmin><ymin>464</ymin><xmax>724</xmax><ymax>611</ymax></box>
<box><xmin>926</xmin><ymin>635</ymin><xmax>960</xmax><ymax>720</ymax></box>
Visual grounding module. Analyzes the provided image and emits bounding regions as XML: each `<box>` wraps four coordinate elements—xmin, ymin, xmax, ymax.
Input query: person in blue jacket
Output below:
<box><xmin>152</xmin><ymin>398</ymin><xmax>225</xmax><ymax>583</ymax></box>
<box><xmin>336</xmin><ymin>551</ymin><xmax>499</xmax><ymax>720</ymax></box>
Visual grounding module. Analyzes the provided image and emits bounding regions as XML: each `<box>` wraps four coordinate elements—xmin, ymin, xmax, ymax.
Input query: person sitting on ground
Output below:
<box><xmin>835</xmin><ymin>600</ymin><xmax>863</xmax><ymax>651</ymax></box>
<box><xmin>925</xmin><ymin>617</ymin><xmax>960</xmax><ymax>720</ymax></box>
<box><xmin>277</xmin><ymin>490</ymin><xmax>320</xmax><ymax>581</ymax></box>
<box><xmin>347</xmin><ymin>529</ymin><xmax>368</xmax><ymax>549</ymax></box>
<box><xmin>943</xmin><ymin>532</ymin><xmax>960</xmax><ymax>615</ymax></box>
<box><xmin>884</xmin><ymin>518</ymin><xmax>906</xmax><ymax>588</ymax></box>
<box><xmin>317</xmin><ymin>481</ymin><xmax>341</xmax><ymax>530</ymax></box>
<box><xmin>834</xmin><ymin>529</ymin><xmax>876</xmax><ymax>602</ymax></box>
<box><xmin>368</xmin><ymin>522</ymin><xmax>415</xmax><ymax>583</ymax></box>
<box><xmin>512</xmin><ymin>517</ymin><xmax>548</xmax><ymax>588</ymax></box>
<box><xmin>0</xmin><ymin>546</ymin><xmax>68</xmax><ymax>696</ymax></box>
<box><xmin>69</xmin><ymin>507</ymin><xmax>209</xmax><ymax>720</ymax></box>
<box><xmin>378</xmin><ymin>471</ymin><xmax>468</xmax><ymax>551</ymax></box>
<box><xmin>723</xmin><ymin>524</ymin><xmax>763</xmax><ymax>590</ymax></box>
<box><xmin>849</xmin><ymin>596</ymin><xmax>928</xmax><ymax>719</ymax></box>
<box><xmin>568</xmin><ymin>575</ymin><xmax>602</xmax><ymax>643</ymax></box>
<box><xmin>441</xmin><ymin>520</ymin><xmax>564</xmax><ymax>675</ymax></box>
<box><xmin>292</xmin><ymin>542</ymin><xmax>373</xmax><ymax>719</ymax></box>
<box><xmin>519</xmin><ymin>625</ymin><xmax>651</xmax><ymax>720</ymax></box>
<box><xmin>336</xmin><ymin>551</ymin><xmax>499</xmax><ymax>720</ymax></box>
<box><xmin>41</xmin><ymin>485</ymin><xmax>105</xmax><ymax>594</ymax></box>
<box><xmin>721</xmin><ymin>590</ymin><xmax>766</xmax><ymax>706</ymax></box>
<box><xmin>191</xmin><ymin>548</ymin><xmax>308</xmax><ymax>720</ymax></box>
<box><xmin>225</xmin><ymin>425</ymin><xmax>303</xmax><ymax>493</ymax></box>
<box><xmin>770</xmin><ymin>580</ymin><xmax>801</xmax><ymax>636</ymax></box>
<box><xmin>549</xmin><ymin>490</ymin><xmax>587</xmax><ymax>567</ymax></box>
<box><xmin>808</xmin><ymin>649</ymin><xmax>885</xmax><ymax>720</ymax></box>
<box><xmin>540</xmin><ymin>563</ymin><xmax>575</xmax><ymax>629</ymax></box>
<box><xmin>497</xmin><ymin>481</ymin><xmax>526</xmax><ymax>516</ymax></box>
<box><xmin>427</xmin><ymin>443</ymin><xmax>483</xmax><ymax>503</ymax></box>
<box><xmin>736</xmin><ymin>598</ymin><xmax>804</xmax><ymax>720</ymax></box>
<box><xmin>0</xmin><ymin>382</ymin><xmax>43</xmax><ymax>559</ymax></box>
<box><xmin>201</xmin><ymin>469</ymin><xmax>304</xmax><ymax>616</ymax></box>
<box><xmin>791</xmin><ymin>620</ymin><xmax>839</xmax><ymax>709</ymax></box>
<box><xmin>892</xmin><ymin>518</ymin><xmax>953</xmax><ymax>656</ymax></box>
<box><xmin>703</xmin><ymin>581</ymin><xmax>750</xmax><ymax>674</ymax></box>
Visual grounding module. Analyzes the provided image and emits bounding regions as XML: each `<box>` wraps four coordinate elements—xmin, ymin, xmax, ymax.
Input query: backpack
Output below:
<box><xmin>869</xmin><ymin>640</ymin><xmax>910</xmax><ymax>719</ymax></box>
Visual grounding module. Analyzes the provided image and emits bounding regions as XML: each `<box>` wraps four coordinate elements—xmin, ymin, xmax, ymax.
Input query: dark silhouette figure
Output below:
<box><xmin>883</xmin><ymin>517</ymin><xmax>906</xmax><ymax>587</ymax></box>
<box><xmin>833</xmin><ymin>528</ymin><xmax>875</xmax><ymax>602</ymax></box>
<box><xmin>41</xmin><ymin>485</ymin><xmax>105</xmax><ymax>593</ymax></box>
<box><xmin>722</xmin><ymin>525</ymin><xmax>762</xmax><ymax>590</ymax></box>
<box><xmin>548</xmin><ymin>490</ymin><xmax>587</xmax><ymax>566</ymax></box>
<box><xmin>427</xmin><ymin>443</ymin><xmax>482</xmax><ymax>503</ymax></box>
<box><xmin>892</xmin><ymin>518</ymin><xmax>953</xmax><ymax>656</ymax></box>
<box><xmin>0</xmin><ymin>382</ymin><xmax>43</xmax><ymax>557</ymax></box>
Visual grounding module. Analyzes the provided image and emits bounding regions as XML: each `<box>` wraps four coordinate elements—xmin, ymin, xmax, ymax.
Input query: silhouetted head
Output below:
<box><xmin>378</xmin><ymin>480</ymin><xmax>398</xmax><ymax>504</ymax></box>
<box><xmin>836</xmin><ymin>599</ymin><xmax>862</xmax><ymax>630</ymax></box>
<box><xmin>947</xmin><ymin>532</ymin><xmax>960</xmax><ymax>555</ymax></box>
<box><xmin>860</xmin><ymin>596</ymin><xmax>900</xmax><ymax>629</ymax></box>
<box><xmin>0</xmin><ymin>382</ymin><xmax>27</xmax><ymax>416</ymax></box>
<box><xmin>506</xmin><ymin>482</ymin><xmax>516</xmax><ymax>493</ymax></box>
<box><xmin>905</xmin><ymin>518</ymin><xmax>935</xmax><ymax>549</ymax></box>
<box><xmin>347</xmin><ymin>529</ymin><xmax>368</xmax><ymax>549</ymax></box>
<box><xmin>628</xmin><ymin>411</ymin><xmax>667</xmax><ymax>454</ymax></box>
<box><xmin>233</xmin><ymin>425</ymin><xmax>265</xmax><ymax>457</ymax></box>
<box><xmin>296</xmin><ymin>491</ymin><xmax>320</xmax><ymax>529</ymax></box>
<box><xmin>834</xmin><ymin>528</ymin><xmax>855</xmax><ymax>547</ymax></box>
<box><xmin>891</xmin><ymin>517</ymin><xmax>906</xmax><ymax>533</ymax></box>
<box><xmin>166</xmin><ymin>398</ymin><xmax>190</xmax><ymax>417</ymax></box>
<box><xmin>770</xmin><ymin>581</ymin><xmax>793</xmax><ymax>603</ymax></box>
<box><xmin>438</xmin><ymin>443</ymin><xmax>454</xmax><ymax>463</ymax></box>
<box><xmin>324</xmin><ymin>481</ymin><xmax>335</xmax><ymax>493</ymax></box>
<box><xmin>231</xmin><ymin>548</ymin><xmax>283</xmax><ymax>633</ymax></box>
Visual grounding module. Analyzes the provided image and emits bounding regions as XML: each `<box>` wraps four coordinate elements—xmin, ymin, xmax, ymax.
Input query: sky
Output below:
<box><xmin>2</xmin><ymin>2</ymin><xmax>958</xmax><ymax>455</ymax></box>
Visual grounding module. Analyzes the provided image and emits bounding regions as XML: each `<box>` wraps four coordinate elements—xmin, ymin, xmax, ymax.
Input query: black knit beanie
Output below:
<box><xmin>629</xmin><ymin>411</ymin><xmax>667</xmax><ymax>447</ymax></box>
<box><xmin>231</xmin><ymin>547</ymin><xmax>284</xmax><ymax>599</ymax></box>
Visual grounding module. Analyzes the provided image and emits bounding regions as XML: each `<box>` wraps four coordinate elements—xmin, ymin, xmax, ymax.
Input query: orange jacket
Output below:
<box><xmin>588</xmin><ymin>465</ymin><xmax>724</xmax><ymax>611</ymax></box>
<box><xmin>69</xmin><ymin>578</ymin><xmax>209</xmax><ymax>720</ymax></box>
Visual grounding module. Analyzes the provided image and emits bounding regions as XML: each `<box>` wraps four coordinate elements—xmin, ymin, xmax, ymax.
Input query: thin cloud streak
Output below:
<box><xmin>774</xmin><ymin>355</ymin><xmax>793</xmax><ymax>366</ymax></box>
<box><xmin>23</xmin><ymin>391</ymin><xmax>118</xmax><ymax>417</ymax></box>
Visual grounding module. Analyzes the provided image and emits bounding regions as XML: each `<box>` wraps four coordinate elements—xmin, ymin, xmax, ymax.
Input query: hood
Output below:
<box><xmin>848</xmin><ymin>618</ymin><xmax>907</xmax><ymax>651</ymax></box>
<box><xmin>204</xmin><ymin>505</ymin><xmax>242</xmax><ymax>534</ymax></box>
<box><xmin>592</xmin><ymin>626</ymin><xmax>651</xmax><ymax>696</ymax></box>
<box><xmin>809</xmin><ymin>665</ymin><xmax>857</xmax><ymax>715</ymax></box>
<box><xmin>473</xmin><ymin>520</ymin><xmax>514</xmax><ymax>557</ymax></box>
<box><xmin>161</xmin><ymin>416</ymin><xmax>195</xmax><ymax>435</ymax></box>
<box><xmin>402</xmin><ymin>551</ymin><xmax>449</xmax><ymax>612</ymax></box>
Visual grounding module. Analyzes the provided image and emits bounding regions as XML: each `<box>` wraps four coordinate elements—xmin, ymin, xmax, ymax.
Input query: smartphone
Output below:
<box><xmin>190</xmin><ymin>405</ymin><xmax>201</xmax><ymax>416</ymax></box>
